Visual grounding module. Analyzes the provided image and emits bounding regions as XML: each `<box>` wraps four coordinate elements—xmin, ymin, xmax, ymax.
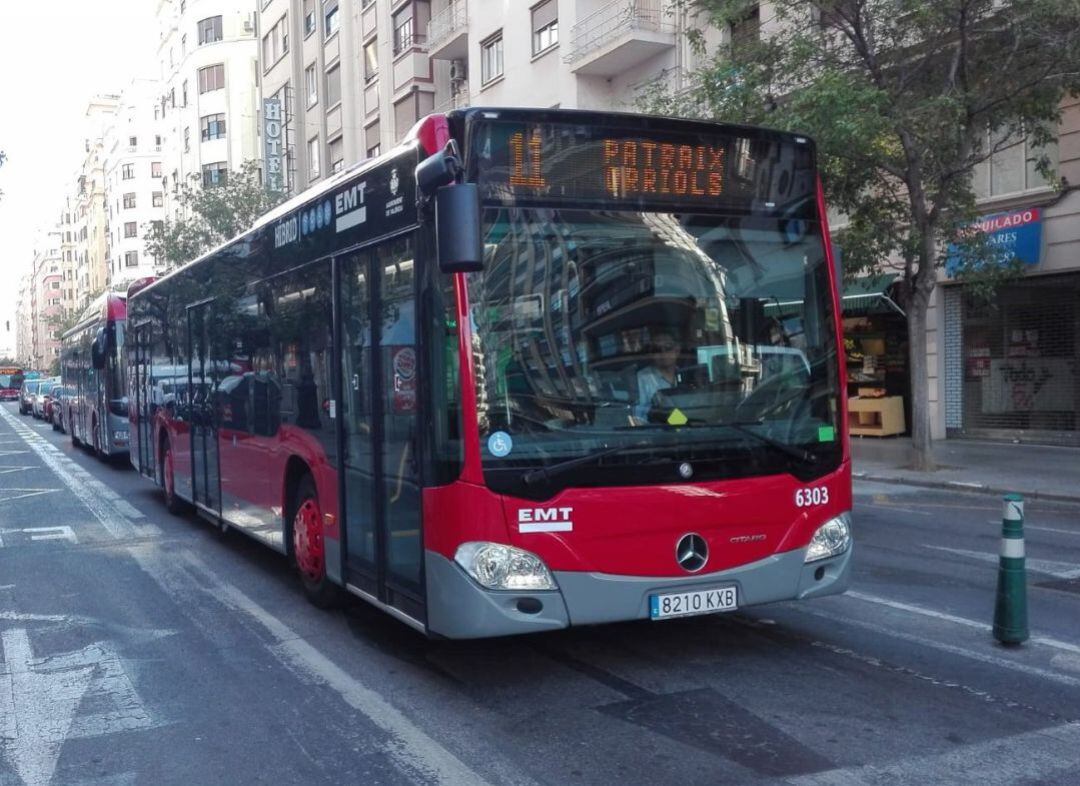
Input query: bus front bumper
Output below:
<box><xmin>425</xmin><ymin>545</ymin><xmax>852</xmax><ymax>639</ymax></box>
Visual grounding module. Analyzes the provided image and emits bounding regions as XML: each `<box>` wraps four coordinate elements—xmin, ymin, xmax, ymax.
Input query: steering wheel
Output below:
<box><xmin>734</xmin><ymin>369</ymin><xmax>807</xmax><ymax>423</ymax></box>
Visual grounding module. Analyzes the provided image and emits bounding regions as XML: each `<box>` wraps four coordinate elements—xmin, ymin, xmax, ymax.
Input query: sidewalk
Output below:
<box><xmin>850</xmin><ymin>436</ymin><xmax>1080</xmax><ymax>503</ymax></box>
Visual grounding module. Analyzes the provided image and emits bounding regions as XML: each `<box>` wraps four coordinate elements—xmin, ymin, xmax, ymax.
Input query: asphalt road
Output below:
<box><xmin>1</xmin><ymin>401</ymin><xmax>1079</xmax><ymax>786</ymax></box>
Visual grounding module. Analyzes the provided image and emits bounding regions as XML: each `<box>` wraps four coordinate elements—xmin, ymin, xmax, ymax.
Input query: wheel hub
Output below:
<box><xmin>293</xmin><ymin>499</ymin><xmax>325</xmax><ymax>581</ymax></box>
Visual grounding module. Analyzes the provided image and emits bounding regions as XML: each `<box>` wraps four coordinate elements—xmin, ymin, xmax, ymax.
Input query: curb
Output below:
<box><xmin>852</xmin><ymin>471</ymin><xmax>1080</xmax><ymax>506</ymax></box>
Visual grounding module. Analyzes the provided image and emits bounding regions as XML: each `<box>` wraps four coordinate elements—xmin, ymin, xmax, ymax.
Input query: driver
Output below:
<box><xmin>634</xmin><ymin>329</ymin><xmax>680</xmax><ymax>423</ymax></box>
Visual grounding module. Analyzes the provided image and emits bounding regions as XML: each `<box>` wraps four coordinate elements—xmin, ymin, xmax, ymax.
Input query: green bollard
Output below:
<box><xmin>993</xmin><ymin>493</ymin><xmax>1029</xmax><ymax>645</ymax></box>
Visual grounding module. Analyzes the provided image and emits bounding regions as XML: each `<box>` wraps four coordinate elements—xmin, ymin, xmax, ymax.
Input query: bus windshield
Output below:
<box><xmin>467</xmin><ymin>206</ymin><xmax>841</xmax><ymax>492</ymax></box>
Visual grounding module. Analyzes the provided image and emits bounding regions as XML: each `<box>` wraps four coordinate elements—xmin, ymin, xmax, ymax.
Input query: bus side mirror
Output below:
<box><xmin>435</xmin><ymin>183</ymin><xmax>483</xmax><ymax>274</ymax></box>
<box><xmin>91</xmin><ymin>328</ymin><xmax>107</xmax><ymax>369</ymax></box>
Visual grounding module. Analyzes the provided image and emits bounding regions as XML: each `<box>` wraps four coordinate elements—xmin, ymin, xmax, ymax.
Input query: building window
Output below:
<box><xmin>303</xmin><ymin>0</ymin><xmax>316</xmax><ymax>36</ymax></box>
<box><xmin>308</xmin><ymin>137</ymin><xmax>321</xmax><ymax>179</ymax></box>
<box><xmin>202</xmin><ymin>162</ymin><xmax>228</xmax><ymax>187</ymax></box>
<box><xmin>325</xmin><ymin>63</ymin><xmax>342</xmax><ymax>107</ymax></box>
<box><xmin>184</xmin><ymin>127</ymin><xmax>191</xmax><ymax>152</ymax></box>
<box><xmin>262</xmin><ymin>15</ymin><xmax>289</xmax><ymax>68</ymax></box>
<box><xmin>152</xmin><ymin>161</ymin><xmax>162</xmax><ymax>178</ymax></box>
<box><xmin>198</xmin><ymin>64</ymin><xmax>225</xmax><ymax>93</ymax></box>
<box><xmin>324</xmin><ymin>1</ymin><xmax>339</xmax><ymax>38</ymax></box>
<box><xmin>51</xmin><ymin>281</ymin><xmax>61</xmax><ymax>290</ymax></box>
<box><xmin>125</xmin><ymin>251</ymin><xmax>139</xmax><ymax>267</ymax></box>
<box><xmin>481</xmin><ymin>32</ymin><xmax>503</xmax><ymax>84</ymax></box>
<box><xmin>364</xmin><ymin>38</ymin><xmax>379</xmax><ymax>81</ymax></box>
<box><xmin>393</xmin><ymin>6</ymin><xmax>414</xmax><ymax>54</ymax></box>
<box><xmin>973</xmin><ymin>129</ymin><xmax>1058</xmax><ymax>199</ymax></box>
<box><xmin>153</xmin><ymin>192</ymin><xmax>164</xmax><ymax>208</ymax></box>
<box><xmin>123</xmin><ymin>193</ymin><xmax>136</xmax><ymax>209</ymax></box>
<box><xmin>532</xmin><ymin>1</ymin><xmax>558</xmax><ymax>55</ymax></box>
<box><xmin>122</xmin><ymin>164</ymin><xmax>135</xmax><ymax>180</ymax></box>
<box><xmin>124</xmin><ymin>222</ymin><xmax>138</xmax><ymax>239</ymax></box>
<box><xmin>329</xmin><ymin>137</ymin><xmax>344</xmax><ymax>173</ymax></box>
<box><xmin>198</xmin><ymin>16</ymin><xmax>223</xmax><ymax>45</ymax></box>
<box><xmin>367</xmin><ymin>144</ymin><xmax>380</xmax><ymax>158</ymax></box>
<box><xmin>201</xmin><ymin>113</ymin><xmax>226</xmax><ymax>141</ymax></box>
<box><xmin>128</xmin><ymin>135</ymin><xmax>138</xmax><ymax>148</ymax></box>
<box><xmin>305</xmin><ymin>62</ymin><xmax>318</xmax><ymax>106</ymax></box>
<box><xmin>182</xmin><ymin>79</ymin><xmax>189</xmax><ymax>106</ymax></box>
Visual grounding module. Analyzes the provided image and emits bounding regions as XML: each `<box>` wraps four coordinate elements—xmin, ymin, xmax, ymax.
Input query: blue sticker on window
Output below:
<box><xmin>488</xmin><ymin>431</ymin><xmax>513</xmax><ymax>458</ymax></box>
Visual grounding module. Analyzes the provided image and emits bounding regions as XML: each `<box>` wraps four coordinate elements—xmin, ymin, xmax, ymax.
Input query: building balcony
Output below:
<box><xmin>565</xmin><ymin>0</ymin><xmax>676</xmax><ymax>77</ymax></box>
<box><xmin>428</xmin><ymin>1</ymin><xmax>468</xmax><ymax>61</ymax></box>
<box><xmin>436</xmin><ymin>89</ymin><xmax>472</xmax><ymax>113</ymax></box>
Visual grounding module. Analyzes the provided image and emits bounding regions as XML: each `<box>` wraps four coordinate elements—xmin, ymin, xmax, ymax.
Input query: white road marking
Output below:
<box><xmin>0</xmin><ymin>489</ymin><xmax>60</xmax><ymax>503</ymax></box>
<box><xmin>0</xmin><ymin>449</ymin><xmax>29</xmax><ymax>456</ymax></box>
<box><xmin>0</xmin><ymin>612</ymin><xmax>75</xmax><ymax>623</ymax></box>
<box><xmin>923</xmin><ymin>544</ymin><xmax>1080</xmax><ymax>580</ymax></box>
<box><xmin>1024</xmin><ymin>524</ymin><xmax>1080</xmax><ymax>537</ymax></box>
<box><xmin>0</xmin><ymin>627</ymin><xmax>95</xmax><ymax>786</ymax></box>
<box><xmin>0</xmin><ymin>407</ymin><xmax>142</xmax><ymax>540</ymax></box>
<box><xmin>25</xmin><ymin>526</ymin><xmax>78</xmax><ymax>544</ymax></box>
<box><xmin>128</xmin><ymin>546</ymin><xmax>497</xmax><ymax>786</ymax></box>
<box><xmin>803</xmin><ymin>606</ymin><xmax>1080</xmax><ymax>689</ymax></box>
<box><xmin>0</xmin><ymin>628</ymin><xmax>163</xmax><ymax>786</ymax></box>
<box><xmin>0</xmin><ymin>466</ymin><xmax>37</xmax><ymax>475</ymax></box>
<box><xmin>787</xmin><ymin>722</ymin><xmax>1080</xmax><ymax>785</ymax></box>
<box><xmin>846</xmin><ymin>590</ymin><xmax>1080</xmax><ymax>656</ymax></box>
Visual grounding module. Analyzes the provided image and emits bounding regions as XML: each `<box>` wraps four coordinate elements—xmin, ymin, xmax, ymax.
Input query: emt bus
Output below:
<box><xmin>126</xmin><ymin>107</ymin><xmax>851</xmax><ymax>638</ymax></box>
<box><xmin>0</xmin><ymin>367</ymin><xmax>24</xmax><ymax>401</ymax></box>
<box><xmin>61</xmin><ymin>292</ymin><xmax>130</xmax><ymax>457</ymax></box>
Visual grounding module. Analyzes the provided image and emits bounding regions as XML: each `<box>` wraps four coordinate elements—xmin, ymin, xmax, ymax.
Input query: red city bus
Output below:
<box><xmin>127</xmin><ymin>107</ymin><xmax>851</xmax><ymax>638</ymax></box>
<box><xmin>0</xmin><ymin>367</ymin><xmax>24</xmax><ymax>401</ymax></box>
<box><xmin>61</xmin><ymin>293</ymin><xmax>130</xmax><ymax>457</ymax></box>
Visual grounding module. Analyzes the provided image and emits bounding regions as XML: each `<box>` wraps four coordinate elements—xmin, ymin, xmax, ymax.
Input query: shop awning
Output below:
<box><xmin>842</xmin><ymin>275</ymin><xmax>905</xmax><ymax>317</ymax></box>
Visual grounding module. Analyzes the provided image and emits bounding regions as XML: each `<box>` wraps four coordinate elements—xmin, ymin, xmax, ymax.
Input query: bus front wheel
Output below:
<box><xmin>290</xmin><ymin>474</ymin><xmax>341</xmax><ymax>609</ymax></box>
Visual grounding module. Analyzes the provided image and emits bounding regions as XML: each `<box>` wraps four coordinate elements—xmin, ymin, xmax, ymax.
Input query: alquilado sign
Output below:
<box><xmin>946</xmin><ymin>207</ymin><xmax>1043</xmax><ymax>276</ymax></box>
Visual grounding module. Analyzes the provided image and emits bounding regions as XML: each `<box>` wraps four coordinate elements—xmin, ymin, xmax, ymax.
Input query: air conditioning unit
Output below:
<box><xmin>449</xmin><ymin>59</ymin><xmax>466</xmax><ymax>83</ymax></box>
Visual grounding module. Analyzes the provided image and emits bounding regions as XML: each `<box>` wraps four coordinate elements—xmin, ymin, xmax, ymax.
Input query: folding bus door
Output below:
<box><xmin>187</xmin><ymin>301</ymin><xmax>222</xmax><ymax>518</ymax></box>
<box><xmin>340</xmin><ymin>238</ymin><xmax>424</xmax><ymax>624</ymax></box>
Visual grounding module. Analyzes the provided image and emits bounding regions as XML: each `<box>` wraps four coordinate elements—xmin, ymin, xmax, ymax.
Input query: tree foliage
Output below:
<box><xmin>144</xmin><ymin>160</ymin><xmax>286</xmax><ymax>272</ymax></box>
<box><xmin>643</xmin><ymin>0</ymin><xmax>1080</xmax><ymax>467</ymax></box>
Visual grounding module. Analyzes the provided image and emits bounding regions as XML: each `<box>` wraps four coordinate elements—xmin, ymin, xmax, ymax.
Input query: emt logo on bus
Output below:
<box><xmin>518</xmin><ymin>506</ymin><xmax>574</xmax><ymax>534</ymax></box>
<box><xmin>603</xmin><ymin>140</ymin><xmax>725</xmax><ymax>198</ymax></box>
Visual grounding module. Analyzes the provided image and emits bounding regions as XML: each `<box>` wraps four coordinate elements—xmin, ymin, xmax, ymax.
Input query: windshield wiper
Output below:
<box><xmin>722</xmin><ymin>421</ymin><xmax>818</xmax><ymax>466</ymax></box>
<box><xmin>520</xmin><ymin>440</ymin><xmax>649</xmax><ymax>487</ymax></box>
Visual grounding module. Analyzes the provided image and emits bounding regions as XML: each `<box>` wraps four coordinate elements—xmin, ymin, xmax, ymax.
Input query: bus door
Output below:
<box><xmin>340</xmin><ymin>239</ymin><xmax>424</xmax><ymax>624</ymax></box>
<box><xmin>131</xmin><ymin>321</ymin><xmax>154</xmax><ymax>479</ymax></box>
<box><xmin>187</xmin><ymin>301</ymin><xmax>222</xmax><ymax>518</ymax></box>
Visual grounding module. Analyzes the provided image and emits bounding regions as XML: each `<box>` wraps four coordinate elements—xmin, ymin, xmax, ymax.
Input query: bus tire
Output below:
<box><xmin>92</xmin><ymin>418</ymin><xmax>104</xmax><ymax>459</ymax></box>
<box><xmin>162</xmin><ymin>440</ymin><xmax>187</xmax><ymax>516</ymax></box>
<box><xmin>290</xmin><ymin>474</ymin><xmax>342</xmax><ymax>609</ymax></box>
<box><xmin>70</xmin><ymin>415</ymin><xmax>81</xmax><ymax>447</ymax></box>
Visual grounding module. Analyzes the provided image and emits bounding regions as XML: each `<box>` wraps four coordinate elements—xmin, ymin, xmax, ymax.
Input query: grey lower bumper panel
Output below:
<box><xmin>425</xmin><ymin>546</ymin><xmax>852</xmax><ymax>638</ymax></box>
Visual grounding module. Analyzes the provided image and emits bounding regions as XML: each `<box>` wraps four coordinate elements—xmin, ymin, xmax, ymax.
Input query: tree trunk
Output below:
<box><xmin>906</xmin><ymin>288</ymin><xmax>935</xmax><ymax>471</ymax></box>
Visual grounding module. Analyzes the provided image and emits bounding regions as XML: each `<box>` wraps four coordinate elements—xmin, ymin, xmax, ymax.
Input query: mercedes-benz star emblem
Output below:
<box><xmin>676</xmin><ymin>533</ymin><xmax>708</xmax><ymax>573</ymax></box>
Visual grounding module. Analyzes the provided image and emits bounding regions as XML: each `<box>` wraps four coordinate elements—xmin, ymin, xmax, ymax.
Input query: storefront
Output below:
<box><xmin>842</xmin><ymin>276</ymin><xmax>910</xmax><ymax>437</ymax></box>
<box><xmin>942</xmin><ymin>207</ymin><xmax>1080</xmax><ymax>446</ymax></box>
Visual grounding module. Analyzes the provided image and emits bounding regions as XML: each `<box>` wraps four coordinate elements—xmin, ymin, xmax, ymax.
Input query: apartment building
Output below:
<box><xmin>71</xmin><ymin>96</ymin><xmax>120</xmax><ymax>314</ymax></box>
<box><xmin>57</xmin><ymin>198</ymin><xmax>79</xmax><ymax>317</ymax></box>
<box><xmin>15</xmin><ymin>273</ymin><xmax>33</xmax><ymax>369</ymax></box>
<box><xmin>256</xmin><ymin>0</ymin><xmax>433</xmax><ymax>197</ymax></box>
<box><xmin>155</xmin><ymin>0</ymin><xmax>261</xmax><ymax>215</ymax></box>
<box><xmin>103</xmin><ymin>78</ymin><xmax>168</xmax><ymax>288</ymax></box>
<box><xmin>30</xmin><ymin>236</ymin><xmax>65</xmax><ymax>371</ymax></box>
<box><xmin>255</xmin><ymin>0</ymin><xmax>719</xmax><ymax>197</ymax></box>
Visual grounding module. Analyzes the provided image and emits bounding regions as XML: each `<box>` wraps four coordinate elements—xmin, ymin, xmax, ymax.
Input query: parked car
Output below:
<box><xmin>51</xmin><ymin>386</ymin><xmax>72</xmax><ymax>432</ymax></box>
<box><xmin>0</xmin><ymin>387</ymin><xmax>19</xmax><ymax>402</ymax></box>
<box><xmin>18</xmin><ymin>380</ymin><xmax>41</xmax><ymax>415</ymax></box>
<box><xmin>31</xmin><ymin>378</ymin><xmax>59</xmax><ymax>419</ymax></box>
<box><xmin>42</xmin><ymin>382</ymin><xmax>64</xmax><ymax>424</ymax></box>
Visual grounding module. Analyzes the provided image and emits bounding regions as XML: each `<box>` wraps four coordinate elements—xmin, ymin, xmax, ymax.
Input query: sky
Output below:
<box><xmin>0</xmin><ymin>0</ymin><xmax>157</xmax><ymax>360</ymax></box>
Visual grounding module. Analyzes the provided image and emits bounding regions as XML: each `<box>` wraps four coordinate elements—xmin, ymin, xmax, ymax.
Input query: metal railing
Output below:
<box><xmin>565</xmin><ymin>0</ymin><xmax>674</xmax><ymax>64</ymax></box>
<box><xmin>428</xmin><ymin>1</ymin><xmax>469</xmax><ymax>51</ymax></box>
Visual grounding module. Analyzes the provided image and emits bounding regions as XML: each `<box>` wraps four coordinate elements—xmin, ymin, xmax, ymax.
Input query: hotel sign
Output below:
<box><xmin>263</xmin><ymin>97</ymin><xmax>285</xmax><ymax>192</ymax></box>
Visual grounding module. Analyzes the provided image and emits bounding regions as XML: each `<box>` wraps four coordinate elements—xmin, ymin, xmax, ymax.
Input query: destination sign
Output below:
<box><xmin>472</xmin><ymin>120</ymin><xmax>815</xmax><ymax>212</ymax></box>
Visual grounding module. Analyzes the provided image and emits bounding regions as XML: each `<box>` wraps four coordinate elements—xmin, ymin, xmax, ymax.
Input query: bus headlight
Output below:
<box><xmin>805</xmin><ymin>513</ymin><xmax>851</xmax><ymax>563</ymax></box>
<box><xmin>454</xmin><ymin>542</ymin><xmax>558</xmax><ymax>591</ymax></box>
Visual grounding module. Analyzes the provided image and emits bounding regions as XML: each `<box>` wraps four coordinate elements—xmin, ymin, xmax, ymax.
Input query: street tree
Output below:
<box><xmin>144</xmin><ymin>160</ymin><xmax>286</xmax><ymax>272</ymax></box>
<box><xmin>643</xmin><ymin>0</ymin><xmax>1080</xmax><ymax>469</ymax></box>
